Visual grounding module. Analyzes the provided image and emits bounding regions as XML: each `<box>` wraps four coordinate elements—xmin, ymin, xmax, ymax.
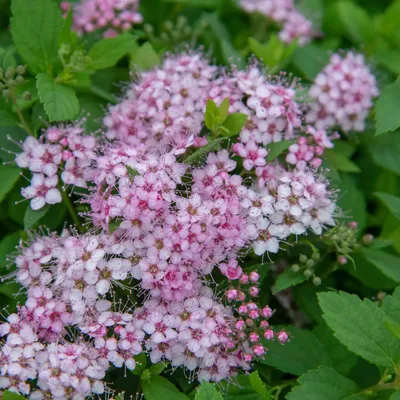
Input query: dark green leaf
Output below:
<box><xmin>272</xmin><ymin>269</ymin><xmax>306</xmax><ymax>294</ymax></box>
<box><xmin>361</xmin><ymin>248</ymin><xmax>400</xmax><ymax>283</ymax></box>
<box><xmin>261</xmin><ymin>326</ymin><xmax>332</xmax><ymax>376</ymax></box>
<box><xmin>368</xmin><ymin>132</ymin><xmax>400</xmax><ymax>175</ymax></box>
<box><xmin>383</xmin><ymin>287</ymin><xmax>400</xmax><ymax>324</ymax></box>
<box><xmin>141</xmin><ymin>375</ymin><xmax>189</xmax><ymax>400</ymax></box>
<box><xmin>248</xmin><ymin>372</ymin><xmax>271</xmax><ymax>400</ymax></box>
<box><xmin>318</xmin><ymin>291</ymin><xmax>400</xmax><ymax>367</ymax></box>
<box><xmin>0</xmin><ymin>166</ymin><xmax>21</xmax><ymax>203</ymax></box>
<box><xmin>0</xmin><ymin>231</ymin><xmax>21</xmax><ymax>269</ymax></box>
<box><xmin>36</xmin><ymin>73</ymin><xmax>79</xmax><ymax>122</ymax></box>
<box><xmin>376</xmin><ymin>80</ymin><xmax>400</xmax><ymax>136</ymax></box>
<box><xmin>10</xmin><ymin>0</ymin><xmax>63</xmax><ymax>73</ymax></box>
<box><xmin>0</xmin><ymin>126</ymin><xmax>28</xmax><ymax>162</ymax></box>
<box><xmin>0</xmin><ymin>110</ymin><xmax>19</xmax><ymax>126</ymax></box>
<box><xmin>324</xmin><ymin>150</ymin><xmax>360</xmax><ymax>173</ymax></box>
<box><xmin>286</xmin><ymin>367</ymin><xmax>366</xmax><ymax>400</ymax></box>
<box><xmin>88</xmin><ymin>34</ymin><xmax>138</xmax><ymax>70</ymax></box>
<box><xmin>24</xmin><ymin>205</ymin><xmax>50</xmax><ymax>229</ymax></box>
<box><xmin>385</xmin><ymin>320</ymin><xmax>400</xmax><ymax>340</ymax></box>
<box><xmin>375</xmin><ymin>192</ymin><xmax>400</xmax><ymax>221</ymax></box>
<box><xmin>149</xmin><ymin>362</ymin><xmax>167</xmax><ymax>376</ymax></box>
<box><xmin>205</xmin><ymin>99</ymin><xmax>218</xmax><ymax>130</ymax></box>
<box><xmin>266</xmin><ymin>140</ymin><xmax>296</xmax><ymax>162</ymax></box>
<box><xmin>293</xmin><ymin>45</ymin><xmax>330</xmax><ymax>81</ymax></box>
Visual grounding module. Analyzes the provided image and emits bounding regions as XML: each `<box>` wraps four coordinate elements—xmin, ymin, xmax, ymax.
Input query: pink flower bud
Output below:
<box><xmin>260</xmin><ymin>320</ymin><xmax>269</xmax><ymax>328</ymax></box>
<box><xmin>238</xmin><ymin>305</ymin><xmax>248</xmax><ymax>314</ymax></box>
<box><xmin>261</xmin><ymin>306</ymin><xmax>273</xmax><ymax>318</ymax></box>
<box><xmin>249</xmin><ymin>271</ymin><xmax>260</xmax><ymax>283</ymax></box>
<box><xmin>253</xmin><ymin>345</ymin><xmax>265</xmax><ymax>356</ymax></box>
<box><xmin>249</xmin><ymin>332</ymin><xmax>260</xmax><ymax>343</ymax></box>
<box><xmin>249</xmin><ymin>309</ymin><xmax>259</xmax><ymax>319</ymax></box>
<box><xmin>264</xmin><ymin>329</ymin><xmax>274</xmax><ymax>340</ymax></box>
<box><xmin>239</xmin><ymin>274</ymin><xmax>249</xmax><ymax>284</ymax></box>
<box><xmin>62</xmin><ymin>150</ymin><xmax>72</xmax><ymax>161</ymax></box>
<box><xmin>347</xmin><ymin>221</ymin><xmax>358</xmax><ymax>230</ymax></box>
<box><xmin>337</xmin><ymin>255</ymin><xmax>348</xmax><ymax>265</ymax></box>
<box><xmin>226</xmin><ymin>288</ymin><xmax>238</xmax><ymax>301</ymax></box>
<box><xmin>235</xmin><ymin>320</ymin><xmax>245</xmax><ymax>330</ymax></box>
<box><xmin>244</xmin><ymin>353</ymin><xmax>253</xmax><ymax>362</ymax></box>
<box><xmin>249</xmin><ymin>286</ymin><xmax>259</xmax><ymax>297</ymax></box>
<box><xmin>278</xmin><ymin>331</ymin><xmax>289</xmax><ymax>343</ymax></box>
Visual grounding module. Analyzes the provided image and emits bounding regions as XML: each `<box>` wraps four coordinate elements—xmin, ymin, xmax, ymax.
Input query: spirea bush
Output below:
<box><xmin>0</xmin><ymin>0</ymin><xmax>400</xmax><ymax>399</ymax></box>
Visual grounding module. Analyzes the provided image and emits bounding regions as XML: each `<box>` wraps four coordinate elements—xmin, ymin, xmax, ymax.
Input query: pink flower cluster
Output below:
<box><xmin>306</xmin><ymin>52</ymin><xmax>379</xmax><ymax>132</ymax></box>
<box><xmin>3</xmin><ymin>51</ymin><xmax>349</xmax><ymax>397</ymax></box>
<box><xmin>16</xmin><ymin>124</ymin><xmax>97</xmax><ymax>210</ymax></box>
<box><xmin>238</xmin><ymin>0</ymin><xmax>314</xmax><ymax>45</ymax></box>
<box><xmin>61</xmin><ymin>0</ymin><xmax>143</xmax><ymax>38</ymax></box>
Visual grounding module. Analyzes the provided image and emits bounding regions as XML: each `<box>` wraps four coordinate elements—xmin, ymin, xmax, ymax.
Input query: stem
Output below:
<box><xmin>62</xmin><ymin>189</ymin><xmax>84</xmax><ymax>233</ymax></box>
<box><xmin>11</xmin><ymin>92</ymin><xmax>34</xmax><ymax>136</ymax></box>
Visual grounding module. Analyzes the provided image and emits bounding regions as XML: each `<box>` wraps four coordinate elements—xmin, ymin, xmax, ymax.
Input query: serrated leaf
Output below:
<box><xmin>59</xmin><ymin>7</ymin><xmax>74</xmax><ymax>46</ymax></box>
<box><xmin>293</xmin><ymin>45</ymin><xmax>330</xmax><ymax>81</ymax></box>
<box><xmin>261</xmin><ymin>326</ymin><xmax>332</xmax><ymax>376</ymax></box>
<box><xmin>376</xmin><ymin>80</ymin><xmax>400</xmax><ymax>136</ymax></box>
<box><xmin>205</xmin><ymin>99</ymin><xmax>218</xmax><ymax>130</ymax></box>
<box><xmin>368</xmin><ymin>132</ymin><xmax>400</xmax><ymax>175</ymax></box>
<box><xmin>195</xmin><ymin>381</ymin><xmax>223</xmax><ymax>400</ymax></box>
<box><xmin>88</xmin><ymin>34</ymin><xmax>138</xmax><ymax>70</ymax></box>
<box><xmin>383</xmin><ymin>287</ymin><xmax>400</xmax><ymax>324</ymax></box>
<box><xmin>10</xmin><ymin>0</ymin><xmax>63</xmax><ymax>73</ymax></box>
<box><xmin>324</xmin><ymin>150</ymin><xmax>360</xmax><ymax>173</ymax></box>
<box><xmin>36</xmin><ymin>73</ymin><xmax>79</xmax><ymax>122</ymax></box>
<box><xmin>249</xmin><ymin>372</ymin><xmax>270</xmax><ymax>399</ymax></box>
<box><xmin>141</xmin><ymin>375</ymin><xmax>189</xmax><ymax>400</ymax></box>
<box><xmin>391</xmin><ymin>392</ymin><xmax>400</xmax><ymax>400</ymax></box>
<box><xmin>375</xmin><ymin>192</ymin><xmax>400</xmax><ymax>221</ymax></box>
<box><xmin>223</xmin><ymin>113</ymin><xmax>248</xmax><ymax>136</ymax></box>
<box><xmin>219</xmin><ymin>374</ymin><xmax>264</xmax><ymax>400</ymax></box>
<box><xmin>361</xmin><ymin>248</ymin><xmax>400</xmax><ymax>282</ymax></box>
<box><xmin>0</xmin><ymin>166</ymin><xmax>21</xmax><ymax>203</ymax></box>
<box><xmin>318</xmin><ymin>291</ymin><xmax>400</xmax><ymax>367</ymax></box>
<box><xmin>184</xmin><ymin>138</ymin><xmax>225</xmax><ymax>164</ymax></box>
<box><xmin>2</xmin><ymin>47</ymin><xmax>16</xmax><ymax>70</ymax></box>
<box><xmin>24</xmin><ymin>205</ymin><xmax>50</xmax><ymax>229</ymax></box>
<box><xmin>272</xmin><ymin>269</ymin><xmax>306</xmax><ymax>294</ymax></box>
<box><xmin>286</xmin><ymin>367</ymin><xmax>366</xmax><ymax>400</ymax></box>
<box><xmin>385</xmin><ymin>320</ymin><xmax>400</xmax><ymax>340</ymax></box>
<box><xmin>130</xmin><ymin>42</ymin><xmax>161</xmax><ymax>71</ymax></box>
<box><xmin>266</xmin><ymin>140</ymin><xmax>295</xmax><ymax>162</ymax></box>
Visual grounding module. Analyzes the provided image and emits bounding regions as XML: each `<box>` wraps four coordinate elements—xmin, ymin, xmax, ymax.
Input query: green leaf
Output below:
<box><xmin>218</xmin><ymin>98</ymin><xmax>230</xmax><ymax>121</ymax></box>
<box><xmin>0</xmin><ymin>110</ymin><xmax>19</xmax><ymax>126</ymax></box>
<box><xmin>324</xmin><ymin>150</ymin><xmax>360</xmax><ymax>173</ymax></box>
<box><xmin>361</xmin><ymin>248</ymin><xmax>400</xmax><ymax>283</ymax></box>
<box><xmin>272</xmin><ymin>269</ymin><xmax>306</xmax><ymax>294</ymax></box>
<box><xmin>219</xmin><ymin>374</ymin><xmax>264</xmax><ymax>400</ymax></box>
<box><xmin>286</xmin><ymin>367</ymin><xmax>365</xmax><ymax>400</ymax></box>
<box><xmin>375</xmin><ymin>192</ymin><xmax>400</xmax><ymax>221</ymax></box>
<box><xmin>266</xmin><ymin>140</ymin><xmax>296</xmax><ymax>162</ymax></box>
<box><xmin>0</xmin><ymin>126</ymin><xmax>28</xmax><ymax>162</ymax></box>
<box><xmin>293</xmin><ymin>45</ymin><xmax>330</xmax><ymax>81</ymax></box>
<box><xmin>223</xmin><ymin>113</ymin><xmax>248</xmax><ymax>136</ymax></box>
<box><xmin>323</xmin><ymin>2</ymin><xmax>374</xmax><ymax>44</ymax></box>
<box><xmin>148</xmin><ymin>362</ymin><xmax>167</xmax><ymax>376</ymax></box>
<box><xmin>385</xmin><ymin>320</ymin><xmax>400</xmax><ymax>340</ymax></box>
<box><xmin>313</xmin><ymin>324</ymin><xmax>358</xmax><ymax>375</ymax></box>
<box><xmin>126</xmin><ymin>165</ymin><xmax>140</xmax><ymax>179</ymax></box>
<box><xmin>10</xmin><ymin>0</ymin><xmax>63</xmax><ymax>73</ymax></box>
<box><xmin>3</xmin><ymin>391</ymin><xmax>26</xmax><ymax>400</ymax></box>
<box><xmin>368</xmin><ymin>131</ymin><xmax>400</xmax><ymax>175</ymax></box>
<box><xmin>318</xmin><ymin>291</ymin><xmax>400</xmax><ymax>367</ymax></box>
<box><xmin>261</xmin><ymin>326</ymin><xmax>332</xmax><ymax>376</ymax></box>
<box><xmin>248</xmin><ymin>372</ymin><xmax>270</xmax><ymax>399</ymax></box>
<box><xmin>383</xmin><ymin>287</ymin><xmax>400</xmax><ymax>324</ymax></box>
<box><xmin>24</xmin><ymin>205</ymin><xmax>50</xmax><ymax>229</ymax></box>
<box><xmin>59</xmin><ymin>7</ymin><xmax>74</xmax><ymax>46</ymax></box>
<box><xmin>391</xmin><ymin>393</ymin><xmax>400</xmax><ymax>400</ymax></box>
<box><xmin>184</xmin><ymin>138</ymin><xmax>225</xmax><ymax>164</ymax></box>
<box><xmin>205</xmin><ymin>99</ymin><xmax>218</xmax><ymax>130</ymax></box>
<box><xmin>36</xmin><ymin>73</ymin><xmax>79</xmax><ymax>122</ymax></box>
<box><xmin>88</xmin><ymin>34</ymin><xmax>138</xmax><ymax>70</ymax></box>
<box><xmin>141</xmin><ymin>375</ymin><xmax>189</xmax><ymax>400</ymax></box>
<box><xmin>2</xmin><ymin>47</ymin><xmax>16</xmax><ymax>70</ymax></box>
<box><xmin>0</xmin><ymin>166</ymin><xmax>21</xmax><ymax>203</ymax></box>
<box><xmin>0</xmin><ymin>231</ymin><xmax>21</xmax><ymax>269</ymax></box>
<box><xmin>375</xmin><ymin>80</ymin><xmax>400</xmax><ymax>136</ymax></box>
<box><xmin>130</xmin><ymin>42</ymin><xmax>161</xmax><ymax>71</ymax></box>
<box><xmin>195</xmin><ymin>381</ymin><xmax>223</xmax><ymax>400</ymax></box>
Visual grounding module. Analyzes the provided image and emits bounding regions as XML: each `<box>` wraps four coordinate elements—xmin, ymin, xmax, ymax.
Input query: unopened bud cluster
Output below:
<box><xmin>291</xmin><ymin>252</ymin><xmax>321</xmax><ymax>286</ymax></box>
<box><xmin>0</xmin><ymin>64</ymin><xmax>30</xmax><ymax>100</ymax></box>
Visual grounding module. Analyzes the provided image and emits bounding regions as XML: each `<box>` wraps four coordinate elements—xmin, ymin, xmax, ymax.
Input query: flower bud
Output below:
<box><xmin>249</xmin><ymin>286</ymin><xmax>259</xmax><ymax>297</ymax></box>
<box><xmin>261</xmin><ymin>306</ymin><xmax>273</xmax><ymax>318</ymax></box>
<box><xmin>304</xmin><ymin>269</ymin><xmax>313</xmax><ymax>278</ymax></box>
<box><xmin>5</xmin><ymin>67</ymin><xmax>15</xmax><ymax>80</ymax></box>
<box><xmin>337</xmin><ymin>255</ymin><xmax>348</xmax><ymax>265</ymax></box>
<box><xmin>299</xmin><ymin>254</ymin><xmax>307</xmax><ymax>263</ymax></box>
<box><xmin>249</xmin><ymin>332</ymin><xmax>259</xmax><ymax>343</ymax></box>
<box><xmin>249</xmin><ymin>271</ymin><xmax>260</xmax><ymax>283</ymax></box>
<box><xmin>362</xmin><ymin>234</ymin><xmax>373</xmax><ymax>245</ymax></box>
<box><xmin>253</xmin><ymin>344</ymin><xmax>265</xmax><ymax>356</ymax></box>
<box><xmin>15</xmin><ymin>75</ymin><xmax>24</xmax><ymax>85</ymax></box>
<box><xmin>291</xmin><ymin>264</ymin><xmax>300</xmax><ymax>272</ymax></box>
<box><xmin>22</xmin><ymin>91</ymin><xmax>32</xmax><ymax>101</ymax></box>
<box><xmin>278</xmin><ymin>331</ymin><xmax>289</xmax><ymax>343</ymax></box>
<box><xmin>264</xmin><ymin>329</ymin><xmax>274</xmax><ymax>340</ymax></box>
<box><xmin>16</xmin><ymin>65</ymin><xmax>26</xmax><ymax>75</ymax></box>
<box><xmin>313</xmin><ymin>277</ymin><xmax>321</xmax><ymax>286</ymax></box>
